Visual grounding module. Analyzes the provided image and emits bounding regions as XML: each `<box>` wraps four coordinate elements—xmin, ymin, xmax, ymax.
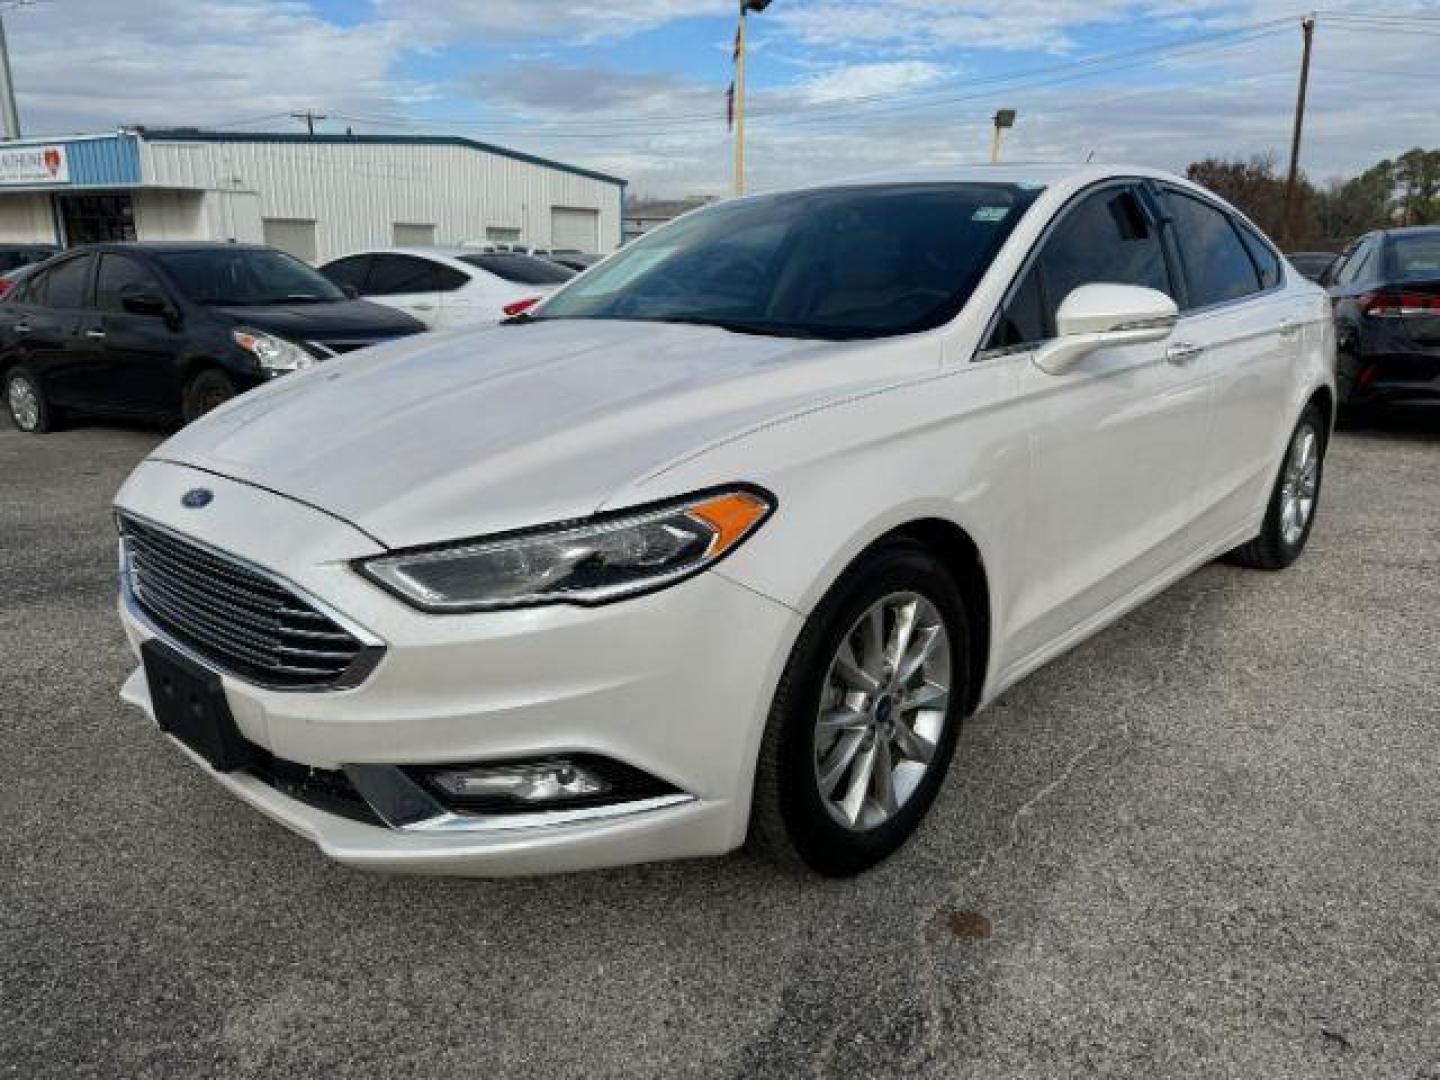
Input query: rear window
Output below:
<box><xmin>1389</xmin><ymin>233</ymin><xmax>1440</xmax><ymax>282</ymax></box>
<box><xmin>459</xmin><ymin>253</ymin><xmax>575</xmax><ymax>286</ymax></box>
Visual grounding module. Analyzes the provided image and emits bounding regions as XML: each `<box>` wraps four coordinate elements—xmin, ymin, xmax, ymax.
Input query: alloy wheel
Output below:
<box><xmin>1279</xmin><ymin>423</ymin><xmax>1320</xmax><ymax>547</ymax></box>
<box><xmin>812</xmin><ymin>591</ymin><xmax>951</xmax><ymax>831</ymax></box>
<box><xmin>7</xmin><ymin>375</ymin><xmax>38</xmax><ymax>431</ymax></box>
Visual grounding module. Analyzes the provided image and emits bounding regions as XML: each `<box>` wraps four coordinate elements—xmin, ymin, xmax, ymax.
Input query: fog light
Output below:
<box><xmin>428</xmin><ymin>760</ymin><xmax>610</xmax><ymax>805</ymax></box>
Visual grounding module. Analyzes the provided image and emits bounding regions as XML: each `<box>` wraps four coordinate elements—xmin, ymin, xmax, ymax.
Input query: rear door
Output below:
<box><xmin>1156</xmin><ymin>186</ymin><xmax>1302</xmax><ymax>539</ymax></box>
<box><xmin>9</xmin><ymin>254</ymin><xmax>100</xmax><ymax>409</ymax></box>
<box><xmin>363</xmin><ymin>254</ymin><xmax>443</xmax><ymax>326</ymax></box>
<box><xmin>91</xmin><ymin>253</ymin><xmax>187</xmax><ymax>414</ymax></box>
<box><xmin>986</xmin><ymin>181</ymin><xmax>1214</xmax><ymax>665</ymax></box>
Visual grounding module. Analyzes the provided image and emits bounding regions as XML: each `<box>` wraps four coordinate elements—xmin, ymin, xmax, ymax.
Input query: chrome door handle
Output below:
<box><xmin>85</xmin><ymin>329</ymin><xmax>107</xmax><ymax>340</ymax></box>
<box><xmin>13</xmin><ymin>322</ymin><xmax>30</xmax><ymax>333</ymax></box>
<box><xmin>1166</xmin><ymin>341</ymin><xmax>1204</xmax><ymax>364</ymax></box>
<box><xmin>1278</xmin><ymin>319</ymin><xmax>1302</xmax><ymax>337</ymax></box>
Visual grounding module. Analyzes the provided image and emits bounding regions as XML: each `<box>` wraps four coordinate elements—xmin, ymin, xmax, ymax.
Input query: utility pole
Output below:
<box><xmin>290</xmin><ymin>110</ymin><xmax>326</xmax><ymax>136</ymax></box>
<box><xmin>1280</xmin><ymin>15</ymin><xmax>1315</xmax><ymax>246</ymax></box>
<box><xmin>0</xmin><ymin>12</ymin><xmax>23</xmax><ymax>140</ymax></box>
<box><xmin>990</xmin><ymin>109</ymin><xmax>1017</xmax><ymax>164</ymax></box>
<box><xmin>733</xmin><ymin>0</ymin><xmax>772</xmax><ymax>196</ymax></box>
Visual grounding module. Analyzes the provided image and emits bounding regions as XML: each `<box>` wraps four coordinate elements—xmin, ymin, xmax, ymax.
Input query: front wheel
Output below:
<box><xmin>750</xmin><ymin>541</ymin><xmax>969</xmax><ymax>876</ymax></box>
<box><xmin>181</xmin><ymin>368</ymin><xmax>238</xmax><ymax>423</ymax></box>
<box><xmin>1227</xmin><ymin>402</ymin><xmax>1326</xmax><ymax>570</ymax></box>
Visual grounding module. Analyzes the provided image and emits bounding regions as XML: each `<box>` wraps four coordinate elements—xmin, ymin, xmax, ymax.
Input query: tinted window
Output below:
<box><xmin>1334</xmin><ymin>238</ymin><xmax>1375</xmax><ymax>287</ymax></box>
<box><xmin>96</xmin><ymin>254</ymin><xmax>166</xmax><ymax>313</ymax></box>
<box><xmin>537</xmin><ymin>183</ymin><xmax>1042</xmax><ymax>340</ymax></box>
<box><xmin>460</xmin><ymin>253</ymin><xmax>575</xmax><ymax>286</ymax></box>
<box><xmin>38</xmin><ymin>254</ymin><xmax>92</xmax><ymax>309</ymax></box>
<box><xmin>988</xmin><ymin>266</ymin><xmax>1046</xmax><ymax>350</ymax></box>
<box><xmin>1167</xmin><ymin>192</ymin><xmax>1261</xmax><ymax>307</ymax></box>
<box><xmin>155</xmin><ymin>248</ymin><xmax>344</xmax><ymax>305</ymax></box>
<box><xmin>985</xmin><ymin>185</ymin><xmax>1171</xmax><ymax>351</ymax></box>
<box><xmin>433</xmin><ymin>264</ymin><xmax>468</xmax><ymax>292</ymax></box>
<box><xmin>321</xmin><ymin>254</ymin><xmax>372</xmax><ymax>291</ymax></box>
<box><xmin>1389</xmin><ymin>232</ymin><xmax>1440</xmax><ymax>282</ymax></box>
<box><xmin>1041</xmin><ymin>187</ymin><xmax>1173</xmax><ymax>307</ymax></box>
<box><xmin>367</xmin><ymin>254</ymin><xmax>441</xmax><ymax>296</ymax></box>
<box><xmin>1235</xmin><ymin>221</ymin><xmax>1282</xmax><ymax>289</ymax></box>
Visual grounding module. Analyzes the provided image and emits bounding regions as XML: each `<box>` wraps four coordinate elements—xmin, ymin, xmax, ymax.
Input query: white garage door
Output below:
<box><xmin>393</xmin><ymin>222</ymin><xmax>435</xmax><ymax>246</ymax></box>
<box><xmin>551</xmin><ymin>207</ymin><xmax>599</xmax><ymax>253</ymax></box>
<box><xmin>262</xmin><ymin>218</ymin><xmax>317</xmax><ymax>263</ymax></box>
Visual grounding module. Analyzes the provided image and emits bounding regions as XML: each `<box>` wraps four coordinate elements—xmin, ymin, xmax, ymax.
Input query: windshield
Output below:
<box><xmin>1390</xmin><ymin>232</ymin><xmax>1440</xmax><ymax>282</ymax></box>
<box><xmin>535</xmin><ymin>183</ymin><xmax>1042</xmax><ymax>339</ymax></box>
<box><xmin>459</xmin><ymin>253</ymin><xmax>575</xmax><ymax>286</ymax></box>
<box><xmin>156</xmin><ymin>248</ymin><xmax>347</xmax><ymax>305</ymax></box>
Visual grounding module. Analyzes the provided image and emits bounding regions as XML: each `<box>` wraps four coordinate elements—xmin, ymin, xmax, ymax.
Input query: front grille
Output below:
<box><xmin>120</xmin><ymin>514</ymin><xmax>379</xmax><ymax>690</ymax></box>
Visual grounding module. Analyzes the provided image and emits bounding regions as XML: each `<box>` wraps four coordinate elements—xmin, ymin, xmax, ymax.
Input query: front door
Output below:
<box><xmin>981</xmin><ymin>182</ymin><xmax>1213</xmax><ymax>672</ymax></box>
<box><xmin>92</xmin><ymin>252</ymin><xmax>186</xmax><ymax>414</ymax></box>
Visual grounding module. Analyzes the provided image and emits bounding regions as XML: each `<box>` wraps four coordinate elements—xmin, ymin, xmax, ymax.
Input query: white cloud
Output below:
<box><xmin>794</xmin><ymin>62</ymin><xmax>951</xmax><ymax>104</ymax></box>
<box><xmin>371</xmin><ymin>0</ymin><xmax>729</xmax><ymax>45</ymax></box>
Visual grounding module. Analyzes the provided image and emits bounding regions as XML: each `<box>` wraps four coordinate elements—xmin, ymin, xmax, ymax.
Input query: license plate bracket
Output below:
<box><xmin>141</xmin><ymin>640</ymin><xmax>256</xmax><ymax>772</ymax></box>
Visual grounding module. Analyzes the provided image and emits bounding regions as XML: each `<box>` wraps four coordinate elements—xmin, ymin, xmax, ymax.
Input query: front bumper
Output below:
<box><xmin>115</xmin><ymin>461</ymin><xmax>802</xmax><ymax>876</ymax></box>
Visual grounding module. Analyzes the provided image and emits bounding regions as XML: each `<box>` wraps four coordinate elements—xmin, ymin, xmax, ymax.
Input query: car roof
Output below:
<box><xmin>63</xmin><ymin>241</ymin><xmax>273</xmax><ymax>256</ymax></box>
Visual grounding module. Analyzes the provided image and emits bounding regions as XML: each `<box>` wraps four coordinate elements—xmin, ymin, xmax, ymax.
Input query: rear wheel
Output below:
<box><xmin>1227</xmin><ymin>402</ymin><xmax>1325</xmax><ymax>570</ymax></box>
<box><xmin>750</xmin><ymin>542</ymin><xmax>969</xmax><ymax>876</ymax></box>
<box><xmin>182</xmin><ymin>368</ymin><xmax>237</xmax><ymax>423</ymax></box>
<box><xmin>4</xmin><ymin>365</ymin><xmax>57</xmax><ymax>433</ymax></box>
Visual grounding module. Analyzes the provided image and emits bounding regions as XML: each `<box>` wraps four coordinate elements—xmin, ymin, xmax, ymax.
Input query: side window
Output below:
<box><xmin>366</xmin><ymin>254</ymin><xmax>438</xmax><ymax>295</ymax></box>
<box><xmin>433</xmin><ymin>264</ymin><xmax>468</xmax><ymax>292</ymax></box>
<box><xmin>985</xmin><ymin>185</ymin><xmax>1172</xmax><ymax>352</ymax></box>
<box><xmin>96</xmin><ymin>255</ymin><xmax>166</xmax><ymax>313</ymax></box>
<box><xmin>1234</xmin><ymin>220</ymin><xmax>1282</xmax><ymax>289</ymax></box>
<box><xmin>321</xmin><ymin>255</ymin><xmax>372</xmax><ymax>292</ymax></box>
<box><xmin>13</xmin><ymin>268</ymin><xmax>46</xmax><ymax>306</ymax></box>
<box><xmin>1346</xmin><ymin>240</ymin><xmax>1377</xmax><ymax>286</ymax></box>
<box><xmin>1166</xmin><ymin>191</ymin><xmax>1262</xmax><ymax>307</ymax></box>
<box><xmin>38</xmin><ymin>255</ymin><xmax>93</xmax><ymax>310</ymax></box>
<box><xmin>988</xmin><ymin>267</ymin><xmax>1046</xmax><ymax>350</ymax></box>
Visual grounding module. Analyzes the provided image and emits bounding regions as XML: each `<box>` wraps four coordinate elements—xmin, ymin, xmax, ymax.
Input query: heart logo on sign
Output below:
<box><xmin>42</xmin><ymin>148</ymin><xmax>60</xmax><ymax>177</ymax></box>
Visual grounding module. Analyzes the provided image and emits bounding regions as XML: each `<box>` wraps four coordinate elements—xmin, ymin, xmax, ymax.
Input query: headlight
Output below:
<box><xmin>357</xmin><ymin>486</ymin><xmax>775</xmax><ymax>612</ymax></box>
<box><xmin>231</xmin><ymin>328</ymin><xmax>315</xmax><ymax>374</ymax></box>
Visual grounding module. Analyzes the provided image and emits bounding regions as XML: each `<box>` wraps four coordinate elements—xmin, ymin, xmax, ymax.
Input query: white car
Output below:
<box><xmin>115</xmin><ymin>164</ymin><xmax>1334</xmax><ymax>878</ymax></box>
<box><xmin>318</xmin><ymin>247</ymin><xmax>574</xmax><ymax>329</ymax></box>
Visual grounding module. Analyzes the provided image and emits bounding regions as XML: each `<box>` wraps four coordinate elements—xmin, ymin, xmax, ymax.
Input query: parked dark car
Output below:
<box><xmin>0</xmin><ymin>261</ymin><xmax>40</xmax><ymax>301</ymax></box>
<box><xmin>1323</xmin><ymin>227</ymin><xmax>1440</xmax><ymax>406</ymax></box>
<box><xmin>0</xmin><ymin>243</ymin><xmax>59</xmax><ymax>274</ymax></box>
<box><xmin>1286</xmin><ymin>250</ymin><xmax>1335</xmax><ymax>283</ymax></box>
<box><xmin>1</xmin><ymin>242</ymin><xmax>425</xmax><ymax>433</ymax></box>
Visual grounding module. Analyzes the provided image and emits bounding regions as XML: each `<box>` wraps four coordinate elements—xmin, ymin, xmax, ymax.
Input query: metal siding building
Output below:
<box><xmin>0</xmin><ymin>130</ymin><xmax>625</xmax><ymax>261</ymax></box>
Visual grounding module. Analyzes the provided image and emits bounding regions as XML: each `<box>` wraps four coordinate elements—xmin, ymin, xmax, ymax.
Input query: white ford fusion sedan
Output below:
<box><xmin>115</xmin><ymin>164</ymin><xmax>1334</xmax><ymax>877</ymax></box>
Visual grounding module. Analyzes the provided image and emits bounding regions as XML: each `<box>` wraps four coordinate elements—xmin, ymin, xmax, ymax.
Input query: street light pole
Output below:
<box><xmin>734</xmin><ymin>5</ymin><xmax>747</xmax><ymax>196</ymax></box>
<box><xmin>0</xmin><ymin>13</ymin><xmax>23</xmax><ymax>140</ymax></box>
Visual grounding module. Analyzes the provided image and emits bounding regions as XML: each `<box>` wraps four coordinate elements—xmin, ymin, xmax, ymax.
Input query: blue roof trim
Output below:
<box><xmin>68</xmin><ymin>134</ymin><xmax>142</xmax><ymax>186</ymax></box>
<box><xmin>140</xmin><ymin>130</ymin><xmax>625</xmax><ymax>187</ymax></box>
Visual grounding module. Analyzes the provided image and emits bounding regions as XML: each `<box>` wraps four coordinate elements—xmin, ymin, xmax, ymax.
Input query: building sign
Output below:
<box><xmin>0</xmin><ymin>144</ymin><xmax>69</xmax><ymax>185</ymax></box>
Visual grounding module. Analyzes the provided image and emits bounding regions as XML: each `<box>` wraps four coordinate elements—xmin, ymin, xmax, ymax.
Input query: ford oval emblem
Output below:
<box><xmin>181</xmin><ymin>488</ymin><xmax>213</xmax><ymax>509</ymax></box>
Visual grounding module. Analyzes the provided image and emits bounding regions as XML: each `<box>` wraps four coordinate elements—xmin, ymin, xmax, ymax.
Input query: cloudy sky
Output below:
<box><xmin>9</xmin><ymin>0</ymin><xmax>1440</xmax><ymax>197</ymax></box>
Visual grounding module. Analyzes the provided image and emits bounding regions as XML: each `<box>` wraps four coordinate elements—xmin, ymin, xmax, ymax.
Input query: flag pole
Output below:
<box><xmin>733</xmin><ymin>3</ymin><xmax>747</xmax><ymax>196</ymax></box>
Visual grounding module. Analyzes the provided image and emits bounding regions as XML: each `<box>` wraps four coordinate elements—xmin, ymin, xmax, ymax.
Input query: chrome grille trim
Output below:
<box><xmin>118</xmin><ymin>512</ymin><xmax>385</xmax><ymax>692</ymax></box>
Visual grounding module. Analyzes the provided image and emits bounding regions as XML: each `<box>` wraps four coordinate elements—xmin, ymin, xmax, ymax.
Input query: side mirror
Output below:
<box><xmin>1034</xmin><ymin>284</ymin><xmax>1177</xmax><ymax>375</ymax></box>
<box><xmin>121</xmin><ymin>290</ymin><xmax>172</xmax><ymax>319</ymax></box>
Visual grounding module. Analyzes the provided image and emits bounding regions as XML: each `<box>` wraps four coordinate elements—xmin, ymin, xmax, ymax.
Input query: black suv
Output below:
<box><xmin>1</xmin><ymin>242</ymin><xmax>425</xmax><ymax>433</ymax></box>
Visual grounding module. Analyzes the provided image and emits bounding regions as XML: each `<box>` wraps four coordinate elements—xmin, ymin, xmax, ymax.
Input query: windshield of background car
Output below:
<box><xmin>156</xmin><ymin>249</ymin><xmax>347</xmax><ymax>305</ymax></box>
<box><xmin>1389</xmin><ymin>232</ymin><xmax>1440</xmax><ymax>282</ymax></box>
<box><xmin>534</xmin><ymin>182</ymin><xmax>1043</xmax><ymax>340</ymax></box>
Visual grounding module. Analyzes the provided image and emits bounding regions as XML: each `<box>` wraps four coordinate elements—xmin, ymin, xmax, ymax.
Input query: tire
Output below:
<box><xmin>4</xmin><ymin>365</ymin><xmax>58</xmax><ymax>433</ymax></box>
<box><xmin>1227</xmin><ymin>402</ymin><xmax>1326</xmax><ymax>571</ymax></box>
<box><xmin>181</xmin><ymin>368</ymin><xmax>237</xmax><ymax>423</ymax></box>
<box><xmin>1335</xmin><ymin>347</ymin><xmax>1358</xmax><ymax>407</ymax></box>
<box><xmin>750</xmin><ymin>540</ymin><xmax>970</xmax><ymax>876</ymax></box>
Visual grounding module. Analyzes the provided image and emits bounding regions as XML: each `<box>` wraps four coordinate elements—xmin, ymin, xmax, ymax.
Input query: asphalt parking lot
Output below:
<box><xmin>1</xmin><ymin>409</ymin><xmax>1437</xmax><ymax>1079</ymax></box>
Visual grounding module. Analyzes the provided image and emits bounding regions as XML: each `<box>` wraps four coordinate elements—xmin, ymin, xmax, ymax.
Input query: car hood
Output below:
<box><xmin>147</xmin><ymin>319</ymin><xmax>932</xmax><ymax>549</ymax></box>
<box><xmin>211</xmin><ymin>298</ymin><xmax>425</xmax><ymax>337</ymax></box>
